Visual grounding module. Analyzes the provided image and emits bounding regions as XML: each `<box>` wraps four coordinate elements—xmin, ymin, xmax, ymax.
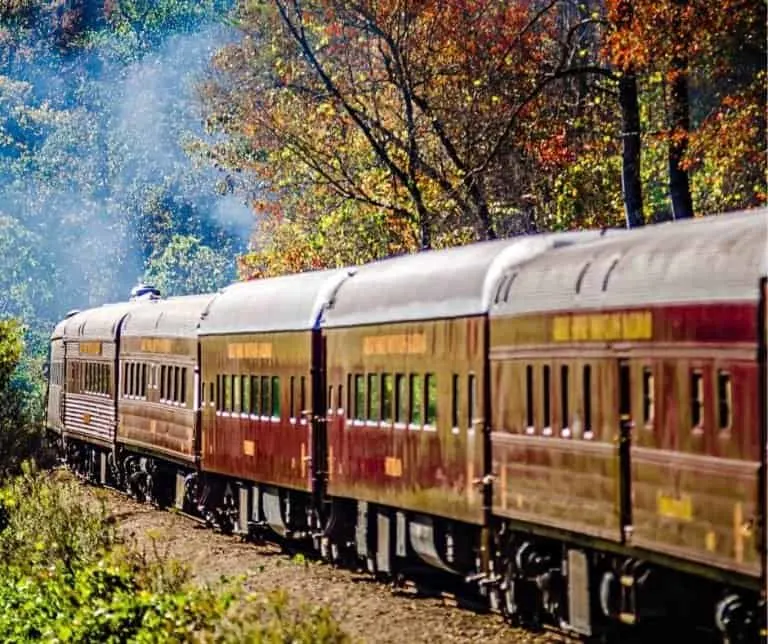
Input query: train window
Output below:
<box><xmin>425</xmin><ymin>374</ymin><xmax>437</xmax><ymax>427</ymax></box>
<box><xmin>526</xmin><ymin>365</ymin><xmax>534</xmax><ymax>428</ymax></box>
<box><xmin>583</xmin><ymin>365</ymin><xmax>592</xmax><ymax>431</ymax></box>
<box><xmin>354</xmin><ymin>374</ymin><xmax>365</xmax><ymax>421</ymax></box>
<box><xmin>395</xmin><ymin>374</ymin><xmax>406</xmax><ymax>424</ymax></box>
<box><xmin>209</xmin><ymin>382</ymin><xmax>214</xmax><ymax>407</ymax></box>
<box><xmin>290</xmin><ymin>376</ymin><xmax>296</xmax><ymax>418</ymax></box>
<box><xmin>231</xmin><ymin>375</ymin><xmax>239</xmax><ymax>411</ymax></box>
<box><xmin>299</xmin><ymin>377</ymin><xmax>306</xmax><ymax>418</ymax></box>
<box><xmin>122</xmin><ymin>363</ymin><xmax>127</xmax><ymax>396</ymax></box>
<box><xmin>642</xmin><ymin>367</ymin><xmax>655</xmax><ymax>426</ymax></box>
<box><xmin>452</xmin><ymin>374</ymin><xmax>459</xmax><ymax>429</ymax></box>
<box><xmin>141</xmin><ymin>364</ymin><xmax>147</xmax><ymax>398</ymax></box>
<box><xmin>690</xmin><ymin>370</ymin><xmax>704</xmax><ymax>428</ymax></box>
<box><xmin>271</xmin><ymin>376</ymin><xmax>280</xmax><ymax>417</ymax></box>
<box><xmin>173</xmin><ymin>367</ymin><xmax>180</xmax><ymax>404</ymax></box>
<box><xmin>328</xmin><ymin>385</ymin><xmax>334</xmax><ymax>413</ymax></box>
<box><xmin>250</xmin><ymin>376</ymin><xmax>259</xmax><ymax>414</ymax></box>
<box><xmin>261</xmin><ymin>376</ymin><xmax>270</xmax><ymax>415</ymax></box>
<box><xmin>346</xmin><ymin>374</ymin><xmax>352</xmax><ymax>416</ymax></box>
<box><xmin>381</xmin><ymin>374</ymin><xmax>393</xmax><ymax>423</ymax></box>
<box><xmin>468</xmin><ymin>373</ymin><xmax>476</xmax><ymax>431</ymax></box>
<box><xmin>215</xmin><ymin>375</ymin><xmax>221</xmax><ymax>411</ymax></box>
<box><xmin>717</xmin><ymin>371</ymin><xmax>732</xmax><ymax>430</ymax></box>
<box><xmin>410</xmin><ymin>374</ymin><xmax>423</xmax><ymax>426</ymax></box>
<box><xmin>560</xmin><ymin>365</ymin><xmax>569</xmax><ymax>429</ymax></box>
<box><xmin>337</xmin><ymin>384</ymin><xmax>343</xmax><ymax>412</ymax></box>
<box><xmin>223</xmin><ymin>374</ymin><xmax>232</xmax><ymax>411</ymax></box>
<box><xmin>542</xmin><ymin>366</ymin><xmax>551</xmax><ymax>428</ymax></box>
<box><xmin>619</xmin><ymin>361</ymin><xmax>631</xmax><ymax>418</ymax></box>
<box><xmin>242</xmin><ymin>376</ymin><xmax>250</xmax><ymax>415</ymax></box>
<box><xmin>367</xmin><ymin>374</ymin><xmax>379</xmax><ymax>422</ymax></box>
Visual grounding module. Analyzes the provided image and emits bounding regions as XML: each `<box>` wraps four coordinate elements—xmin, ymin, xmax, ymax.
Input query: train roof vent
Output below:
<box><xmin>575</xmin><ymin>262</ymin><xmax>591</xmax><ymax>294</ymax></box>
<box><xmin>502</xmin><ymin>272</ymin><xmax>518</xmax><ymax>302</ymax></box>
<box><xmin>602</xmin><ymin>257</ymin><xmax>621</xmax><ymax>292</ymax></box>
<box><xmin>130</xmin><ymin>283</ymin><xmax>161</xmax><ymax>301</ymax></box>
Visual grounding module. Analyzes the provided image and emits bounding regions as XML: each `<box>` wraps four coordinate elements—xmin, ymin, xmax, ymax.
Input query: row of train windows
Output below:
<box><xmin>72</xmin><ymin>361</ymin><xmax>110</xmax><ymax>396</ymax></box>
<box><xmin>208</xmin><ymin>374</ymin><xmax>306</xmax><ymax>420</ymax></box>
<box><xmin>121</xmin><ymin>362</ymin><xmax>187</xmax><ymax>405</ymax></box>
<box><xmin>527</xmin><ymin>365</ymin><xmax>732</xmax><ymax>432</ymax></box>
<box><xmin>329</xmin><ymin>373</ymin><xmax>477</xmax><ymax>430</ymax></box>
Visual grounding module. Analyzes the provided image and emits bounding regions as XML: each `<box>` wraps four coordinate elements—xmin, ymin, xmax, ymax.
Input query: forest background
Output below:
<box><xmin>0</xmin><ymin>0</ymin><xmax>764</xmax><ymax>455</ymax></box>
<box><xmin>0</xmin><ymin>1</ymin><xmax>762</xmax><ymax>637</ymax></box>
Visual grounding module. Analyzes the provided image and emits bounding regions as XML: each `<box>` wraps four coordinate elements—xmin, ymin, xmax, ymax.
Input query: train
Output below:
<box><xmin>46</xmin><ymin>207</ymin><xmax>768</xmax><ymax>642</ymax></box>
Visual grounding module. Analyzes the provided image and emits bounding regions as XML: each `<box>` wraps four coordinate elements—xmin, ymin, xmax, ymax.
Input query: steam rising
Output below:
<box><xmin>0</xmin><ymin>18</ymin><xmax>248</xmax><ymax>328</ymax></box>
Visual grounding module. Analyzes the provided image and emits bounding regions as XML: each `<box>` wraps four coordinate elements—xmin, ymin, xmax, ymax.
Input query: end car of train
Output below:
<box><xmin>46</xmin><ymin>207</ymin><xmax>768</xmax><ymax>642</ymax></box>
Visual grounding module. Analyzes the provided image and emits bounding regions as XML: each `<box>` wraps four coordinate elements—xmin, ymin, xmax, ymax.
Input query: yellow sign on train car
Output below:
<box><xmin>552</xmin><ymin>311</ymin><xmax>652</xmax><ymax>342</ymax></box>
<box><xmin>79</xmin><ymin>341</ymin><xmax>102</xmax><ymax>355</ymax></box>
<box><xmin>656</xmin><ymin>491</ymin><xmax>693</xmax><ymax>522</ymax></box>
<box><xmin>363</xmin><ymin>333</ymin><xmax>426</xmax><ymax>356</ymax></box>
<box><xmin>384</xmin><ymin>456</ymin><xmax>403</xmax><ymax>477</ymax></box>
<box><xmin>227</xmin><ymin>342</ymin><xmax>273</xmax><ymax>360</ymax></box>
<box><xmin>141</xmin><ymin>338</ymin><xmax>174</xmax><ymax>354</ymax></box>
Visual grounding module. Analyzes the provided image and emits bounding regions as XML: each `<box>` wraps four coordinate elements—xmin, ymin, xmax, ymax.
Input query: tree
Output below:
<box><xmin>143</xmin><ymin>234</ymin><xmax>234</xmax><ymax>296</ymax></box>
<box><xmin>605</xmin><ymin>0</ymin><xmax>766</xmax><ymax>220</ymax></box>
<box><xmin>201</xmin><ymin>0</ymin><xmax>616</xmax><ymax>262</ymax></box>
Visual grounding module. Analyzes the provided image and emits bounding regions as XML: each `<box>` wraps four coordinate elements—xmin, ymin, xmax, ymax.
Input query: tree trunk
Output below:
<box><xmin>666</xmin><ymin>10</ymin><xmax>694</xmax><ymax>220</ymax></box>
<box><xmin>619</xmin><ymin>71</ymin><xmax>644</xmax><ymax>228</ymax></box>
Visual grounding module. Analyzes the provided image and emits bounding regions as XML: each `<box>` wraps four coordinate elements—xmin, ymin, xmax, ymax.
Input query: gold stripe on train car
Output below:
<box><xmin>141</xmin><ymin>338</ymin><xmax>174</xmax><ymax>354</ymax></box>
<box><xmin>363</xmin><ymin>333</ymin><xmax>426</xmax><ymax>356</ymax></box>
<box><xmin>79</xmin><ymin>341</ymin><xmax>102</xmax><ymax>355</ymax></box>
<box><xmin>228</xmin><ymin>342</ymin><xmax>273</xmax><ymax>360</ymax></box>
<box><xmin>552</xmin><ymin>311</ymin><xmax>652</xmax><ymax>342</ymax></box>
<box><xmin>243</xmin><ymin>440</ymin><xmax>255</xmax><ymax>456</ymax></box>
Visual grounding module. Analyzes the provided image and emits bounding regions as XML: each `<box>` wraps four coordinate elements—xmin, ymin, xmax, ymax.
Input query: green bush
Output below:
<box><xmin>0</xmin><ymin>466</ymin><xmax>350</xmax><ymax>643</ymax></box>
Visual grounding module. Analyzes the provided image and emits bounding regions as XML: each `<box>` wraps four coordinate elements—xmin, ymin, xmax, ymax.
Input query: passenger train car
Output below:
<box><xmin>46</xmin><ymin>208</ymin><xmax>768</xmax><ymax>642</ymax></box>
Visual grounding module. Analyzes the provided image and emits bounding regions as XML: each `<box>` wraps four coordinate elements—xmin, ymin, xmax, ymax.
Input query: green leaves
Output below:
<box><xmin>0</xmin><ymin>468</ymin><xmax>350</xmax><ymax>642</ymax></box>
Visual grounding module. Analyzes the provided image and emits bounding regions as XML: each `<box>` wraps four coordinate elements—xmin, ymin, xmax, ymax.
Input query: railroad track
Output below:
<box><xmin>72</xmin><ymin>471</ymin><xmax>717</xmax><ymax>644</ymax></box>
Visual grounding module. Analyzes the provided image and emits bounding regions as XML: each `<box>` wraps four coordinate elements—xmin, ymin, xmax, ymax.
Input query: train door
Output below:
<box><xmin>618</xmin><ymin>359</ymin><xmax>633</xmax><ymax>542</ymax></box>
<box><xmin>311</xmin><ymin>329</ymin><xmax>328</xmax><ymax>522</ymax></box>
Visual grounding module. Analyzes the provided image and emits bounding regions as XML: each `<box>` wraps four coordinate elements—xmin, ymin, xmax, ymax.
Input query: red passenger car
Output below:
<box><xmin>488</xmin><ymin>209</ymin><xmax>766</xmax><ymax>637</ymax></box>
<box><xmin>61</xmin><ymin>302</ymin><xmax>143</xmax><ymax>482</ymax></box>
<box><xmin>197</xmin><ymin>269</ymin><xmax>352</xmax><ymax>536</ymax></box>
<box><xmin>322</xmin><ymin>234</ymin><xmax>594</xmax><ymax>575</ymax></box>
<box><xmin>117</xmin><ymin>294</ymin><xmax>216</xmax><ymax>506</ymax></box>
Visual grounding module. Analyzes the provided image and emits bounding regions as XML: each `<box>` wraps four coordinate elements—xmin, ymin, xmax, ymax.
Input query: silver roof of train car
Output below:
<box><xmin>122</xmin><ymin>293</ymin><xmax>217</xmax><ymax>338</ymax></box>
<box><xmin>322</xmin><ymin>231</ymin><xmax>605</xmax><ymax>328</ymax></box>
<box><xmin>492</xmin><ymin>208</ymin><xmax>768</xmax><ymax>317</ymax></box>
<box><xmin>62</xmin><ymin>301</ymin><xmax>147</xmax><ymax>342</ymax></box>
<box><xmin>199</xmin><ymin>268</ymin><xmax>354</xmax><ymax>335</ymax></box>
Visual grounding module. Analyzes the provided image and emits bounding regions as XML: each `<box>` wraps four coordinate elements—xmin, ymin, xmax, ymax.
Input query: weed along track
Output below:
<box><xmin>84</xmin><ymin>481</ymin><xmax>566</xmax><ymax>644</ymax></box>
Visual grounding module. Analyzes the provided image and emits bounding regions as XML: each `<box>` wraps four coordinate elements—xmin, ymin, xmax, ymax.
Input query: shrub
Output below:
<box><xmin>0</xmin><ymin>466</ymin><xmax>350</xmax><ymax>643</ymax></box>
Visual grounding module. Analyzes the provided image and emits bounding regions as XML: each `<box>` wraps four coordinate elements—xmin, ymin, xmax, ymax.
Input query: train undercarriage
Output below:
<box><xmin>54</xmin><ymin>436</ymin><xmax>764</xmax><ymax>643</ymax></box>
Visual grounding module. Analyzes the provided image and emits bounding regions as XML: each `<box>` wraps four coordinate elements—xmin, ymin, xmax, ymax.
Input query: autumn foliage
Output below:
<box><xmin>198</xmin><ymin>0</ymin><xmax>766</xmax><ymax>278</ymax></box>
